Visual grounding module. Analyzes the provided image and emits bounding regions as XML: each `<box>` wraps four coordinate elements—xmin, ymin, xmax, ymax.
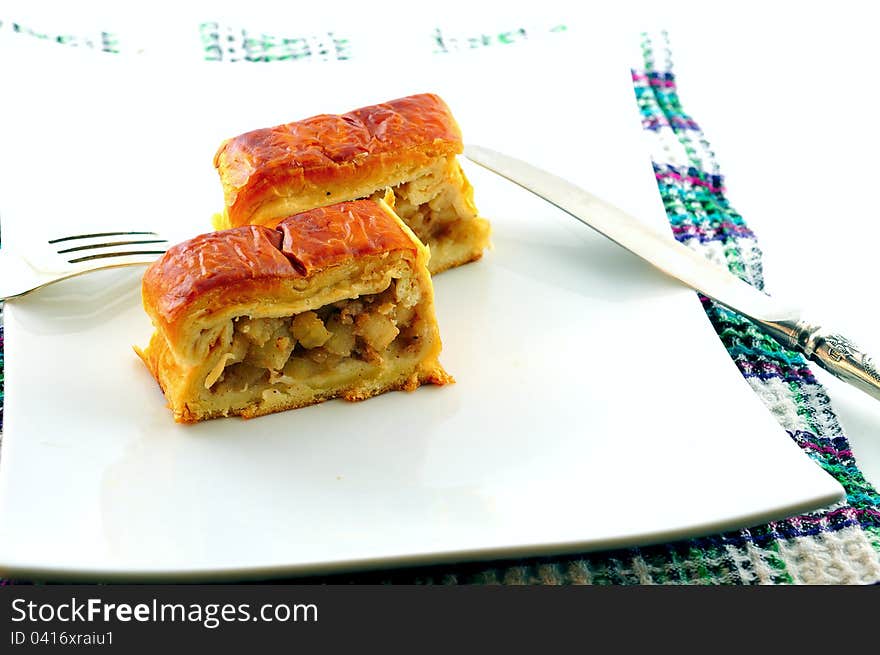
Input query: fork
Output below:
<box><xmin>0</xmin><ymin>231</ymin><xmax>169</xmax><ymax>301</ymax></box>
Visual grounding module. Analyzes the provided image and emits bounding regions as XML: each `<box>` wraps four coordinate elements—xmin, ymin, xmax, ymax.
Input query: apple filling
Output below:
<box><xmin>363</xmin><ymin>157</ymin><xmax>487</xmax><ymax>275</ymax></box>
<box><xmin>378</xmin><ymin>158</ymin><xmax>476</xmax><ymax>241</ymax></box>
<box><xmin>203</xmin><ymin>278</ymin><xmax>429</xmax><ymax>405</ymax></box>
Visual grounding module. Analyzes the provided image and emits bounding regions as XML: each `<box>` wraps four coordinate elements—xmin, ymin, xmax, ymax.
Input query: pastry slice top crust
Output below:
<box><xmin>213</xmin><ymin>93</ymin><xmax>463</xmax><ymax>228</ymax></box>
<box><xmin>141</xmin><ymin>198</ymin><xmax>424</xmax><ymax>351</ymax></box>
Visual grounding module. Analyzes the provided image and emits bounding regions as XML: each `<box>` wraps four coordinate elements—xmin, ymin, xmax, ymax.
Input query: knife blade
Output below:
<box><xmin>463</xmin><ymin>144</ymin><xmax>880</xmax><ymax>403</ymax></box>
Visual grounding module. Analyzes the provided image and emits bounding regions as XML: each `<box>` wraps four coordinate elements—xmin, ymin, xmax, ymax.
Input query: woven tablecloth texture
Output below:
<box><xmin>0</xmin><ymin>31</ymin><xmax>878</xmax><ymax>585</ymax></box>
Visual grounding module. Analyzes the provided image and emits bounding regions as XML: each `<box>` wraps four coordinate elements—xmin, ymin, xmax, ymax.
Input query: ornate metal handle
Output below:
<box><xmin>757</xmin><ymin>318</ymin><xmax>880</xmax><ymax>401</ymax></box>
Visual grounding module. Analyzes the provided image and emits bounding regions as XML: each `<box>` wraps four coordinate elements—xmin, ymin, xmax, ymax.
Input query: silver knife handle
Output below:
<box><xmin>758</xmin><ymin>318</ymin><xmax>880</xmax><ymax>401</ymax></box>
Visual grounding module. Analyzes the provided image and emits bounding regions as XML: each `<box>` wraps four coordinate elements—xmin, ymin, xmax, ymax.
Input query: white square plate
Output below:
<box><xmin>0</xmin><ymin>39</ymin><xmax>843</xmax><ymax>580</ymax></box>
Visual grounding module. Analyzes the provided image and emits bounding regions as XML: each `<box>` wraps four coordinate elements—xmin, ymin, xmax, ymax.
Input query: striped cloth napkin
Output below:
<box><xmin>0</xmin><ymin>30</ymin><xmax>877</xmax><ymax>585</ymax></box>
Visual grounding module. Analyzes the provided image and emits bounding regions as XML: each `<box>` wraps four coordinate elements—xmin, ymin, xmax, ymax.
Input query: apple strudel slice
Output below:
<box><xmin>212</xmin><ymin>93</ymin><xmax>490</xmax><ymax>275</ymax></box>
<box><xmin>137</xmin><ymin>196</ymin><xmax>452</xmax><ymax>423</ymax></box>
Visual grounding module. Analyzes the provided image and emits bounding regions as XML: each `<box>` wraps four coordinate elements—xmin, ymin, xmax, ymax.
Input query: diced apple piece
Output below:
<box><xmin>394</xmin><ymin>303</ymin><xmax>415</xmax><ymax>328</ymax></box>
<box><xmin>285</xmin><ymin>355</ymin><xmax>320</xmax><ymax>379</ymax></box>
<box><xmin>394</xmin><ymin>276</ymin><xmax>421</xmax><ymax>308</ymax></box>
<box><xmin>355</xmin><ymin>311</ymin><xmax>400</xmax><ymax>352</ymax></box>
<box><xmin>291</xmin><ymin>311</ymin><xmax>331</xmax><ymax>349</ymax></box>
<box><xmin>325</xmin><ymin>316</ymin><xmax>356</xmax><ymax>357</ymax></box>
<box><xmin>247</xmin><ymin>335</ymin><xmax>295</xmax><ymax>371</ymax></box>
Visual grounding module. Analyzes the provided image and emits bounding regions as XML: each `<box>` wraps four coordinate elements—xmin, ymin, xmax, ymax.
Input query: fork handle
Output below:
<box><xmin>759</xmin><ymin>318</ymin><xmax>880</xmax><ymax>401</ymax></box>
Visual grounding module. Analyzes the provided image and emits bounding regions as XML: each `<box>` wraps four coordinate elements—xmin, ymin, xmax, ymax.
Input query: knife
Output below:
<box><xmin>463</xmin><ymin>144</ymin><xmax>880</xmax><ymax>403</ymax></box>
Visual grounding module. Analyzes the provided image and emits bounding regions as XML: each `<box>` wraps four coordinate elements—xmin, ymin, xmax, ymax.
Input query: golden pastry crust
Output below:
<box><xmin>214</xmin><ymin>94</ymin><xmax>462</xmax><ymax>228</ymax></box>
<box><xmin>138</xmin><ymin>198</ymin><xmax>451</xmax><ymax>423</ymax></box>
<box><xmin>143</xmin><ymin>201</ymin><xmax>417</xmax><ymax>337</ymax></box>
<box><xmin>212</xmin><ymin>94</ymin><xmax>491</xmax><ymax>275</ymax></box>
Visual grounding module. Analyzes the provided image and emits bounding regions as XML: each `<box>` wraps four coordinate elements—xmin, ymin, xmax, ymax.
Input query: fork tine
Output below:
<box><xmin>57</xmin><ymin>239</ymin><xmax>168</xmax><ymax>254</ymax></box>
<box><xmin>48</xmin><ymin>231</ymin><xmax>160</xmax><ymax>244</ymax></box>
<box><xmin>66</xmin><ymin>250</ymin><xmax>168</xmax><ymax>264</ymax></box>
<box><xmin>49</xmin><ymin>231</ymin><xmax>169</xmax><ymax>265</ymax></box>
